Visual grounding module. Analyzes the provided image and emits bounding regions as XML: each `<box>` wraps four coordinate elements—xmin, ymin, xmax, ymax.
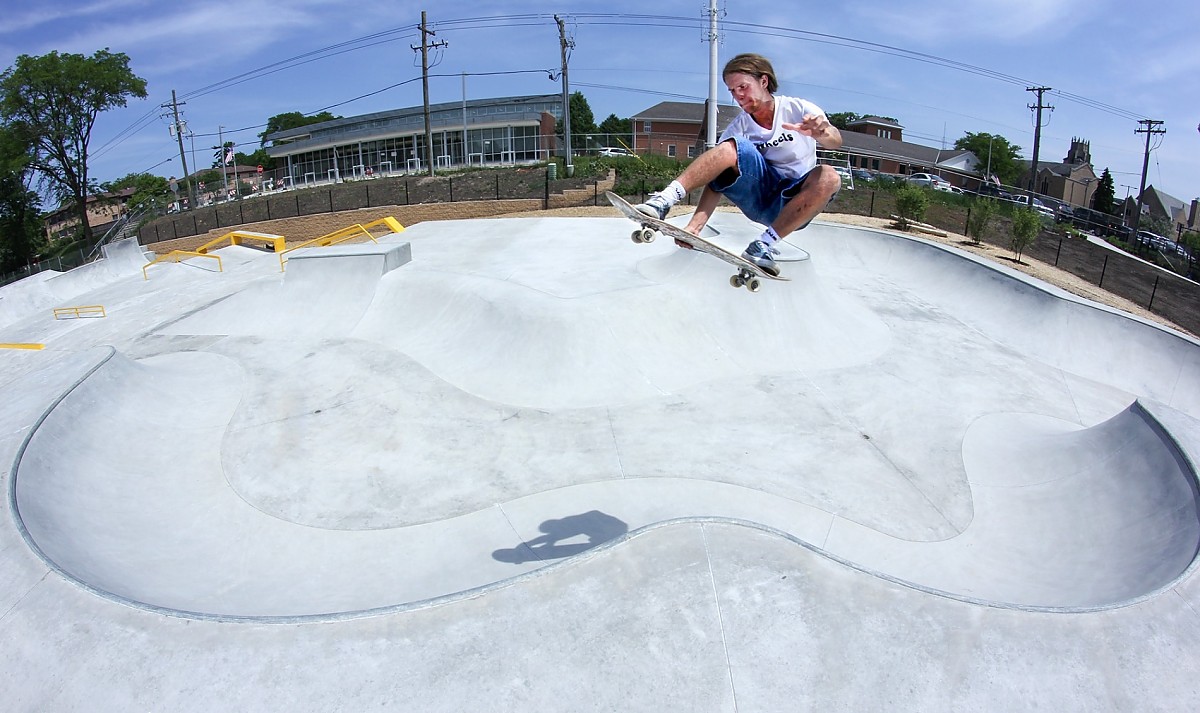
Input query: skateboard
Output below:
<box><xmin>606</xmin><ymin>191</ymin><xmax>789</xmax><ymax>292</ymax></box>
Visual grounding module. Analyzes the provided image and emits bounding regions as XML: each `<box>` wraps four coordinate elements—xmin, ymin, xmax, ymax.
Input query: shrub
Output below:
<box><xmin>894</xmin><ymin>184</ymin><xmax>928</xmax><ymax>230</ymax></box>
<box><xmin>1009</xmin><ymin>208</ymin><xmax>1041</xmax><ymax>262</ymax></box>
<box><xmin>966</xmin><ymin>198</ymin><xmax>998</xmax><ymax>245</ymax></box>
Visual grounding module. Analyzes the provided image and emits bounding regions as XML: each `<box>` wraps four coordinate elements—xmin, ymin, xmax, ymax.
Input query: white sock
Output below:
<box><xmin>759</xmin><ymin>225</ymin><xmax>781</xmax><ymax>246</ymax></box>
<box><xmin>659</xmin><ymin>180</ymin><xmax>686</xmax><ymax>205</ymax></box>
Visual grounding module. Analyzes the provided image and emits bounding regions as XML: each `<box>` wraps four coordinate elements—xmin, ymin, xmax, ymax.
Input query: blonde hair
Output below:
<box><xmin>722</xmin><ymin>53</ymin><xmax>778</xmax><ymax>94</ymax></box>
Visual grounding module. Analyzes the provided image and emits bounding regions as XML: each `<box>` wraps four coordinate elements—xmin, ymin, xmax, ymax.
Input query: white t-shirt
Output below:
<box><xmin>719</xmin><ymin>95</ymin><xmax>824</xmax><ymax>181</ymax></box>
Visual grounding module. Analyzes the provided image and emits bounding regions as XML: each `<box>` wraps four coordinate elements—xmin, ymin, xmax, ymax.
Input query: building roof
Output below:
<box><xmin>1142</xmin><ymin>185</ymin><xmax>1188</xmax><ymax>223</ymax></box>
<box><xmin>632</xmin><ymin>101</ymin><xmax>741</xmax><ymax>128</ymax></box>
<box><xmin>267</xmin><ymin>94</ymin><xmax>562</xmax><ymax>143</ymax></box>
<box><xmin>839</xmin><ymin>132</ymin><xmax>972</xmax><ymax>168</ymax></box>
<box><xmin>847</xmin><ymin>115</ymin><xmax>904</xmax><ymax>129</ymax></box>
<box><xmin>265</xmin><ymin>94</ymin><xmax>562</xmax><ymax>158</ymax></box>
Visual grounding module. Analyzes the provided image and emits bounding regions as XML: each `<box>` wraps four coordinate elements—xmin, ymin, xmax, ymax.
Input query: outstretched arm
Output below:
<box><xmin>784</xmin><ymin>113</ymin><xmax>842</xmax><ymax>149</ymax></box>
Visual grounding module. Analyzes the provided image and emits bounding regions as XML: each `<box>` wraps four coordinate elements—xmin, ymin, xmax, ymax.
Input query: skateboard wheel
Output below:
<box><xmin>631</xmin><ymin>229</ymin><xmax>644</xmax><ymax>244</ymax></box>
<box><xmin>729</xmin><ymin>274</ymin><xmax>743</xmax><ymax>288</ymax></box>
<box><xmin>639</xmin><ymin>228</ymin><xmax>657</xmax><ymax>243</ymax></box>
<box><xmin>747</xmin><ymin>278</ymin><xmax>762</xmax><ymax>293</ymax></box>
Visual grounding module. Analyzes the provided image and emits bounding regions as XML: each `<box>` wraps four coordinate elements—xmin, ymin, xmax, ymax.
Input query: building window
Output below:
<box><xmin>876</xmin><ymin>128</ymin><xmax>892</xmax><ymax>139</ymax></box>
<box><xmin>687</xmin><ymin>145</ymin><xmax>696</xmax><ymax>158</ymax></box>
<box><xmin>643</xmin><ymin>121</ymin><xmax>652</xmax><ymax>133</ymax></box>
<box><xmin>872</xmin><ymin>159</ymin><xmax>880</xmax><ymax>170</ymax></box>
<box><xmin>667</xmin><ymin>144</ymin><xmax>676</xmax><ymax>157</ymax></box>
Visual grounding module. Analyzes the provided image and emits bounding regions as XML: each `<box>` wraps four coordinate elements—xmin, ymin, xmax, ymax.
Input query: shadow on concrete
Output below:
<box><xmin>493</xmin><ymin>510</ymin><xmax>629</xmax><ymax>564</ymax></box>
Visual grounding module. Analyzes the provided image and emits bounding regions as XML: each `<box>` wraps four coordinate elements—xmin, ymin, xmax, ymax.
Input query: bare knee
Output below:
<box><xmin>810</xmin><ymin>165</ymin><xmax>843</xmax><ymax>200</ymax></box>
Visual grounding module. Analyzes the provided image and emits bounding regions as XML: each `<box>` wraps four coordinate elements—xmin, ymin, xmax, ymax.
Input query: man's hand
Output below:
<box><xmin>784</xmin><ymin>114</ymin><xmax>842</xmax><ymax>148</ymax></box>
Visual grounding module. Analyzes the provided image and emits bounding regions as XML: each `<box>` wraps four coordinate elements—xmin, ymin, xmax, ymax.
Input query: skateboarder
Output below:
<box><xmin>636</xmin><ymin>53</ymin><xmax>843</xmax><ymax>275</ymax></box>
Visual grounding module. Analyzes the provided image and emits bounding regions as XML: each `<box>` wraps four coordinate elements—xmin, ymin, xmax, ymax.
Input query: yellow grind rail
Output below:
<box><xmin>53</xmin><ymin>305</ymin><xmax>106</xmax><ymax>319</ymax></box>
<box><xmin>143</xmin><ymin>250</ymin><xmax>223</xmax><ymax>280</ymax></box>
<box><xmin>0</xmin><ymin>343</ymin><xmax>45</xmax><ymax>350</ymax></box>
<box><xmin>278</xmin><ymin>217</ymin><xmax>405</xmax><ymax>271</ymax></box>
<box><xmin>196</xmin><ymin>230</ymin><xmax>287</xmax><ymax>254</ymax></box>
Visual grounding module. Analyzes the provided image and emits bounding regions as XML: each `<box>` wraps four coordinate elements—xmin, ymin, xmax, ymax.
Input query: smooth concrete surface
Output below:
<box><xmin>2</xmin><ymin>214</ymin><xmax>1199</xmax><ymax>709</ymax></box>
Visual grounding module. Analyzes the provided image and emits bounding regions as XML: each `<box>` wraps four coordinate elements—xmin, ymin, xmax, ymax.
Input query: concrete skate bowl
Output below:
<box><xmin>7</xmin><ymin>217</ymin><xmax>1200</xmax><ymax>619</ymax></box>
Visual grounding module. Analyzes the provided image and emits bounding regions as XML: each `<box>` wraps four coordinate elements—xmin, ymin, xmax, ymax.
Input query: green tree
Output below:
<box><xmin>826</xmin><ymin>112</ymin><xmax>859</xmax><ymax>130</ymax></box>
<box><xmin>1010</xmin><ymin>208</ymin><xmax>1041</xmax><ymax>262</ymax></box>
<box><xmin>100</xmin><ymin>172</ymin><xmax>170</xmax><ymax>212</ymax></box>
<box><xmin>955</xmin><ymin>132</ymin><xmax>1023</xmax><ymax>186</ymax></box>
<box><xmin>0</xmin><ymin>124</ymin><xmax>44</xmax><ymax>273</ymax></box>
<box><xmin>258</xmin><ymin>111</ymin><xmax>340</xmax><ymax>146</ymax></box>
<box><xmin>598</xmin><ymin>113</ymin><xmax>632</xmax><ymax>146</ymax></box>
<box><xmin>0</xmin><ymin>49</ymin><xmax>147</xmax><ymax>246</ymax></box>
<box><xmin>1093</xmin><ymin>168</ymin><xmax>1116</xmax><ymax>214</ymax></box>
<box><xmin>237</xmin><ymin>147</ymin><xmax>274</xmax><ymax>171</ymax></box>
<box><xmin>558</xmin><ymin>91</ymin><xmax>595</xmax><ymax>136</ymax></box>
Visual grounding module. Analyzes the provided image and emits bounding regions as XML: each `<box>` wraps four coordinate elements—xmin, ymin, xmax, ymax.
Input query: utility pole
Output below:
<box><xmin>1025</xmin><ymin>86</ymin><xmax>1052</xmax><ymax>203</ymax></box>
<box><xmin>1131</xmin><ymin>119</ymin><xmax>1166</xmax><ymax>241</ymax></box>
<box><xmin>413</xmin><ymin>11</ymin><xmax>447</xmax><ymax>177</ymax></box>
<box><xmin>165</xmin><ymin>90</ymin><xmax>195</xmax><ymax>210</ymax></box>
<box><xmin>704</xmin><ymin>0</ymin><xmax>722</xmax><ymax>149</ymax></box>
<box><xmin>555</xmin><ymin>15</ymin><xmax>574</xmax><ymax>177</ymax></box>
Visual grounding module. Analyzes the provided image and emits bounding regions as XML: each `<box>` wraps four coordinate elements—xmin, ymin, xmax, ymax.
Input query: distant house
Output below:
<box><xmin>1123</xmin><ymin>185</ymin><xmax>1200</xmax><ymax>235</ymax></box>
<box><xmin>42</xmin><ymin>188</ymin><xmax>136</xmax><ymax>242</ymax></box>
<box><xmin>837</xmin><ymin>131</ymin><xmax>978</xmax><ymax>187</ymax></box>
<box><xmin>630</xmin><ymin>101</ymin><xmax>742</xmax><ymax>159</ymax></box>
<box><xmin>845</xmin><ymin>116</ymin><xmax>904</xmax><ymax>141</ymax></box>
<box><xmin>631</xmin><ymin>101</ymin><xmax>981</xmax><ymax>188</ymax></box>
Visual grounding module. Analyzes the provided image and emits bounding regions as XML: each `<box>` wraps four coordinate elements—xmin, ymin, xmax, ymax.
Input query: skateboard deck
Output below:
<box><xmin>606</xmin><ymin>191</ymin><xmax>789</xmax><ymax>292</ymax></box>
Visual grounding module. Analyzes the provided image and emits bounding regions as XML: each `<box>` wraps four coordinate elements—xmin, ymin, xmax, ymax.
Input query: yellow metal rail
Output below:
<box><xmin>278</xmin><ymin>216</ymin><xmax>405</xmax><ymax>271</ymax></box>
<box><xmin>143</xmin><ymin>250</ymin><xmax>223</xmax><ymax>279</ymax></box>
<box><xmin>196</xmin><ymin>230</ymin><xmax>287</xmax><ymax>254</ymax></box>
<box><xmin>53</xmin><ymin>305</ymin><xmax>106</xmax><ymax>319</ymax></box>
<box><xmin>0</xmin><ymin>343</ymin><xmax>45</xmax><ymax>350</ymax></box>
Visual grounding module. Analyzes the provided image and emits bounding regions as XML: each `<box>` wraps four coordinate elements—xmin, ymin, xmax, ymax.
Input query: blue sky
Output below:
<box><xmin>2</xmin><ymin>0</ymin><xmax>1197</xmax><ymax>206</ymax></box>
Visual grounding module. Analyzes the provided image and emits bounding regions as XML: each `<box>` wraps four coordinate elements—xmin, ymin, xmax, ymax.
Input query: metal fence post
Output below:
<box><xmin>1098</xmin><ymin>254</ymin><xmax>1109</xmax><ymax>288</ymax></box>
<box><xmin>1055</xmin><ymin>236</ymin><xmax>1063</xmax><ymax>266</ymax></box>
<box><xmin>1148</xmin><ymin>276</ymin><xmax>1160</xmax><ymax>311</ymax></box>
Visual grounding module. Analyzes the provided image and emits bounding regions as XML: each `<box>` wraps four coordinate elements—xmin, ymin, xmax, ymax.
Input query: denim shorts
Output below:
<box><xmin>709</xmin><ymin>136</ymin><xmax>814</xmax><ymax>227</ymax></box>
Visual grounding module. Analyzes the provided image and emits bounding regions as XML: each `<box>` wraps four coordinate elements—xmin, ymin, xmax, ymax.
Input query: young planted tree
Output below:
<box><xmin>0</xmin><ymin>49</ymin><xmax>147</xmax><ymax>246</ymax></box>
<box><xmin>894</xmin><ymin>184</ymin><xmax>928</xmax><ymax>230</ymax></box>
<box><xmin>1009</xmin><ymin>208</ymin><xmax>1041</xmax><ymax>263</ymax></box>
<box><xmin>966</xmin><ymin>198</ymin><xmax>998</xmax><ymax>245</ymax></box>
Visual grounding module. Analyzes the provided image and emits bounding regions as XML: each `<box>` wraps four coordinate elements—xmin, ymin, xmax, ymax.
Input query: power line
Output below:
<box><xmin>88</xmin><ymin>12</ymin><xmax>1152</xmax><ymax>174</ymax></box>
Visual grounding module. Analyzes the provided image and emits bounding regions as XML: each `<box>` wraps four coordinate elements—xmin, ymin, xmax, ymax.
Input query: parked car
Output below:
<box><xmin>851</xmin><ymin>168</ymin><xmax>873</xmax><ymax>182</ymax></box>
<box><xmin>906</xmin><ymin>173</ymin><xmax>952</xmax><ymax>191</ymax></box>
<box><xmin>597</xmin><ymin>147</ymin><xmax>634</xmax><ymax>158</ymax></box>
<box><xmin>1013</xmin><ymin>195</ymin><xmax>1056</xmax><ymax>220</ymax></box>
<box><xmin>832</xmin><ymin>165</ymin><xmax>853</xmax><ymax>188</ymax></box>
<box><xmin>975</xmin><ymin>182</ymin><xmax>1013</xmax><ymax>200</ymax></box>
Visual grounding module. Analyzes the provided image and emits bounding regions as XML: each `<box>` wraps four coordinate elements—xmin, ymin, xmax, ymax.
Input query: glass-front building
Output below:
<box><xmin>266</xmin><ymin>94</ymin><xmax>562</xmax><ymax>183</ymax></box>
